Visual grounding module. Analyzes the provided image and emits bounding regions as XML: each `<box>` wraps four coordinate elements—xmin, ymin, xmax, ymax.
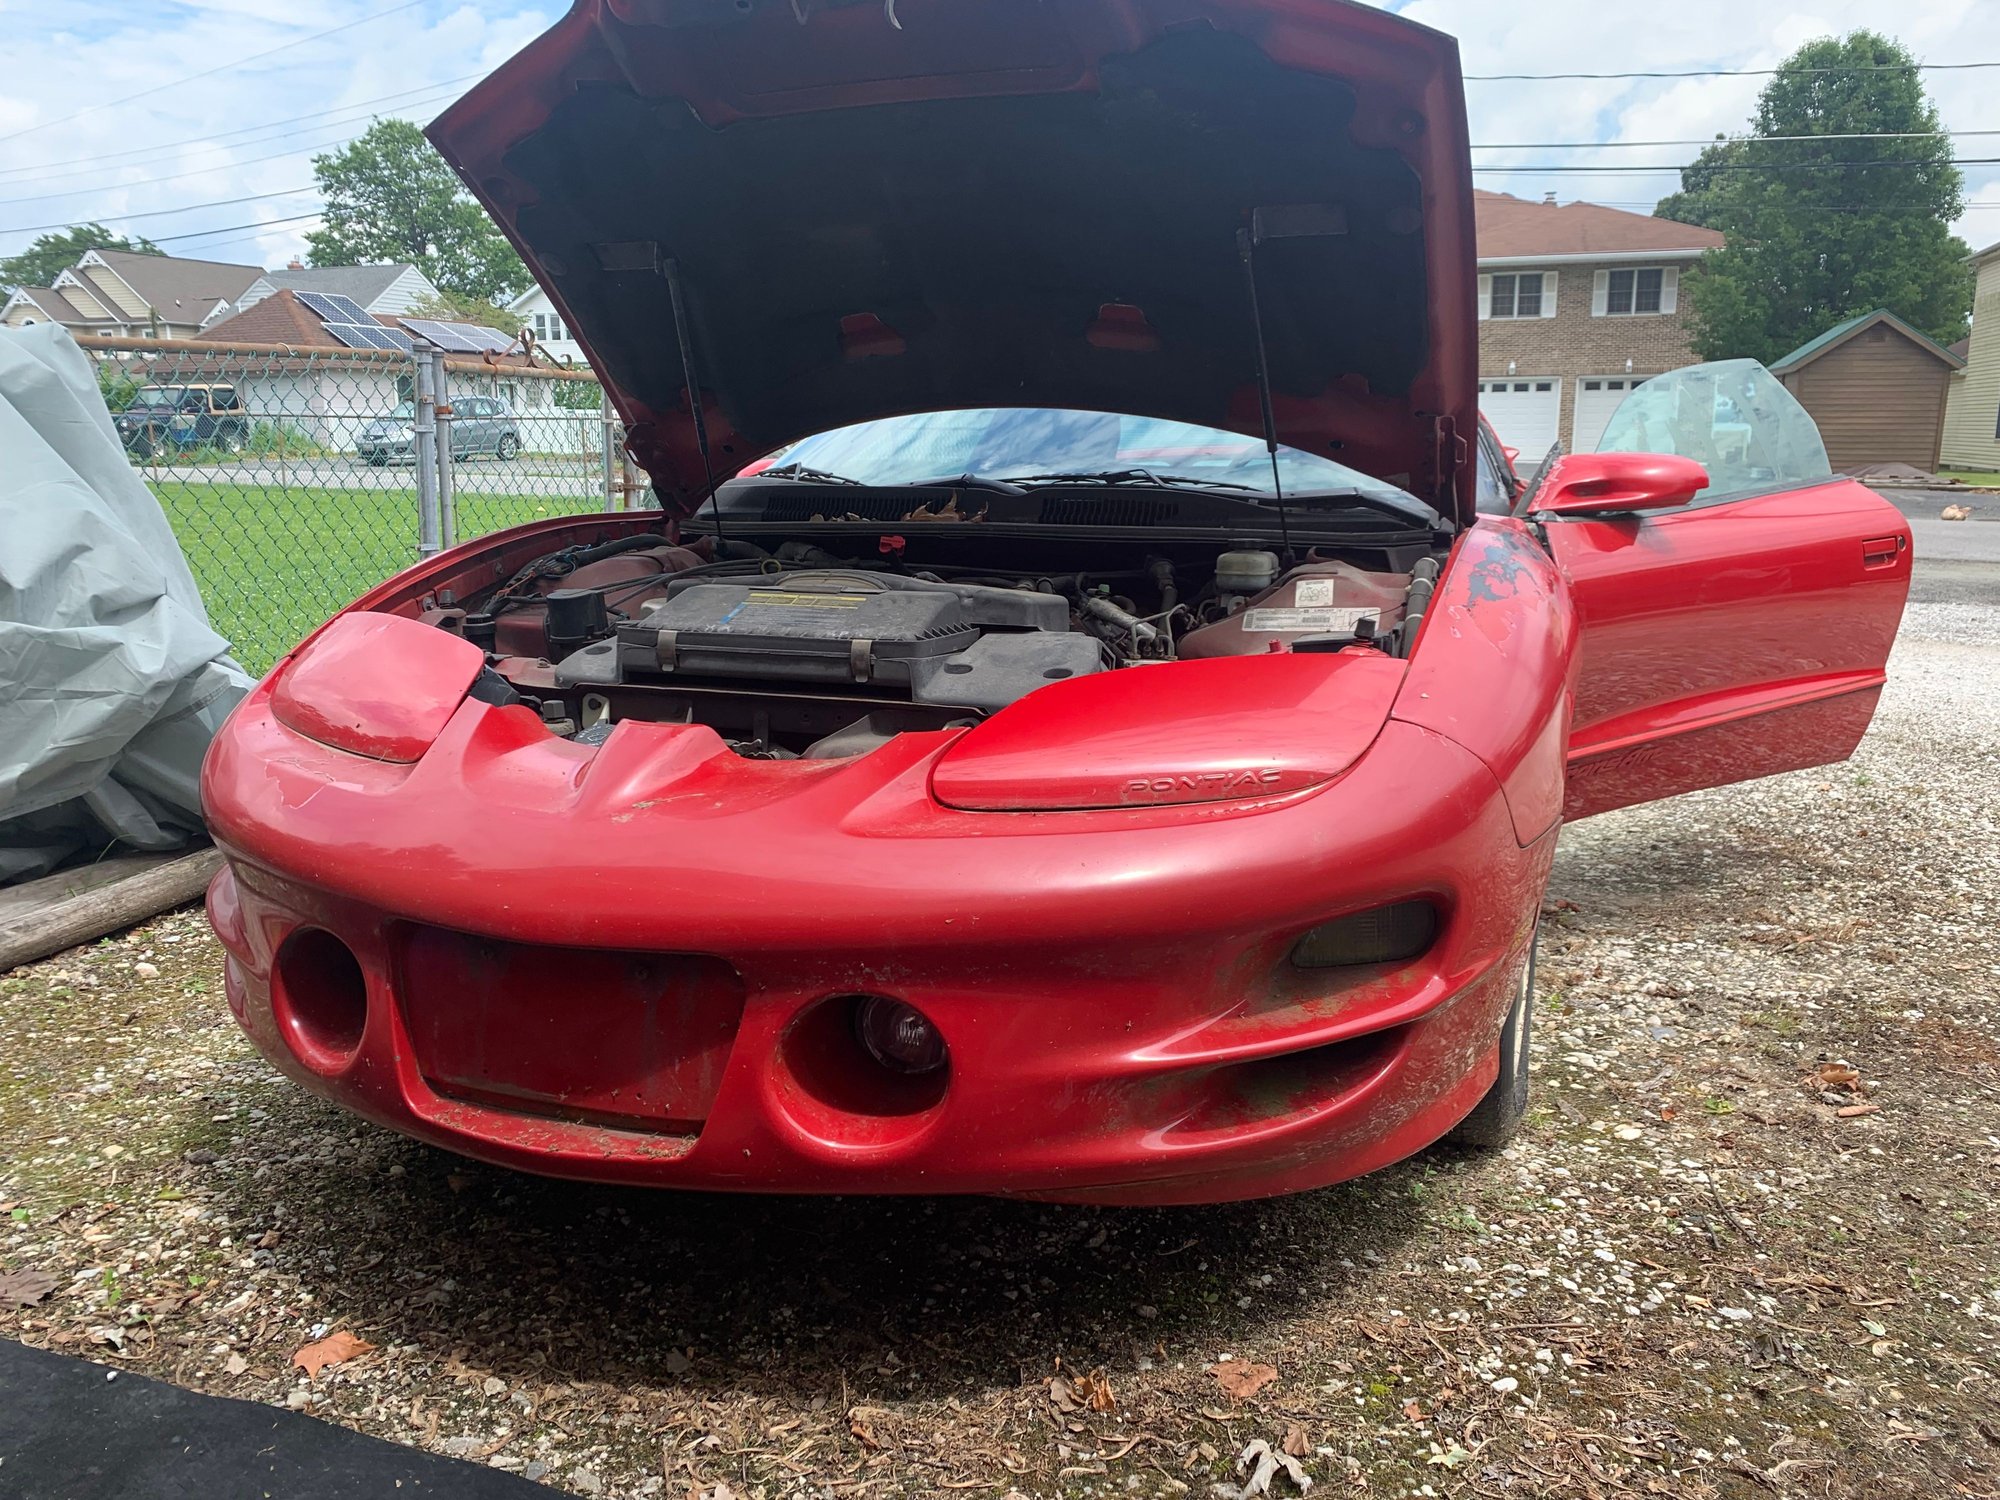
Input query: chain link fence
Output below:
<box><xmin>79</xmin><ymin>334</ymin><xmax>641</xmax><ymax>673</ymax></box>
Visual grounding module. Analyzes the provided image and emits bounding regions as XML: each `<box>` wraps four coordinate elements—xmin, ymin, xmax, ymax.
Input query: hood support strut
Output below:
<box><xmin>665</xmin><ymin>257</ymin><xmax>726</xmax><ymax>546</ymax></box>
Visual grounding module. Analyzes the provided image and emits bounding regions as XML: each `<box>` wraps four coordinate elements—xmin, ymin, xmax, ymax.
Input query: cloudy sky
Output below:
<box><xmin>0</xmin><ymin>0</ymin><xmax>1995</xmax><ymax>274</ymax></box>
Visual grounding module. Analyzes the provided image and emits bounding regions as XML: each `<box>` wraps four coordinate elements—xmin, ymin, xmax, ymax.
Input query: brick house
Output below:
<box><xmin>1474</xmin><ymin>191</ymin><xmax>1724</xmax><ymax>460</ymax></box>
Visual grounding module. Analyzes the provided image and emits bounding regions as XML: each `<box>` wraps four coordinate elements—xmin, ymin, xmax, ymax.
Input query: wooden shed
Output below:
<box><xmin>1771</xmin><ymin>310</ymin><xmax>1966</xmax><ymax>472</ymax></box>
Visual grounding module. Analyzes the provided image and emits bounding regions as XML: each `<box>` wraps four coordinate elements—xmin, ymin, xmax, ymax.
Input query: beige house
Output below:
<box><xmin>1</xmin><ymin>248</ymin><xmax>261</xmax><ymax>338</ymax></box>
<box><xmin>1473</xmin><ymin>191</ymin><xmax>1724</xmax><ymax>460</ymax></box>
<box><xmin>1940</xmin><ymin>240</ymin><xmax>2000</xmax><ymax>472</ymax></box>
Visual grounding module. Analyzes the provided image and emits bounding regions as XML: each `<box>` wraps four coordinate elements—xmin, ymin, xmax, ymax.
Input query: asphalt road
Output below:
<box><xmin>1876</xmin><ymin>487</ymin><xmax>2000</xmax><ymax>604</ymax></box>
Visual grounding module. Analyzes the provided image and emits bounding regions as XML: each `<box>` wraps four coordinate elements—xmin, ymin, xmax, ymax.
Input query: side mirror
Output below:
<box><xmin>1532</xmin><ymin>451</ymin><xmax>1708</xmax><ymax>517</ymax></box>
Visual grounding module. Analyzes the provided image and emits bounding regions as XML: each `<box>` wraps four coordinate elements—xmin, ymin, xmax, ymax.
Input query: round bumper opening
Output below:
<box><xmin>272</xmin><ymin>928</ymin><xmax>368</xmax><ymax>1075</ymax></box>
<box><xmin>772</xmin><ymin>994</ymin><xmax>951</xmax><ymax>1147</ymax></box>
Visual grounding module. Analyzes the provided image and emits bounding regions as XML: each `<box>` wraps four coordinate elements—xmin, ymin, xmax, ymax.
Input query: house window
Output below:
<box><xmin>1605</xmin><ymin>268</ymin><xmax>1665</xmax><ymax>316</ymax></box>
<box><xmin>533</xmin><ymin>313</ymin><xmax>547</xmax><ymax>339</ymax></box>
<box><xmin>1486</xmin><ymin>272</ymin><xmax>1550</xmax><ymax>320</ymax></box>
<box><xmin>532</xmin><ymin>312</ymin><xmax>566</xmax><ymax>341</ymax></box>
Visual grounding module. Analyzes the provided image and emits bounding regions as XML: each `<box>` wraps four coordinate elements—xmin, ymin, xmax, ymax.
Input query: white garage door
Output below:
<box><xmin>1574</xmin><ymin>376</ymin><xmax>1648</xmax><ymax>453</ymax></box>
<box><xmin>1477</xmin><ymin>378</ymin><xmax>1560</xmax><ymax>460</ymax></box>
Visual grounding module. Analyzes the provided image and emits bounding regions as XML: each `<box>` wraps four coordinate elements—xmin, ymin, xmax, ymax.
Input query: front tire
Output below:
<box><xmin>496</xmin><ymin>432</ymin><xmax>520</xmax><ymax>462</ymax></box>
<box><xmin>1447</xmin><ymin>922</ymin><xmax>1537</xmax><ymax>1149</ymax></box>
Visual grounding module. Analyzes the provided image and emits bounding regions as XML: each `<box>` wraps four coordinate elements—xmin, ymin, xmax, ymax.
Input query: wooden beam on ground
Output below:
<box><xmin>0</xmin><ymin>848</ymin><xmax>223</xmax><ymax>973</ymax></box>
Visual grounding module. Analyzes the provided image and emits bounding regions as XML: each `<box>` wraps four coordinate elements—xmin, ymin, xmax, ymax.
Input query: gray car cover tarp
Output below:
<box><xmin>1</xmin><ymin>325</ymin><xmax>250</xmax><ymax>884</ymax></box>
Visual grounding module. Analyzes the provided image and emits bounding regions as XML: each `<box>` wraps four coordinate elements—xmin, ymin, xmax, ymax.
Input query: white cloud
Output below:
<box><xmin>0</xmin><ymin>1</ymin><xmax>556</xmax><ymax>268</ymax></box>
<box><xmin>1</xmin><ymin>0</ymin><xmax>1993</xmax><ymax>272</ymax></box>
<box><xmin>1386</xmin><ymin>0</ymin><xmax>2000</xmax><ymax>242</ymax></box>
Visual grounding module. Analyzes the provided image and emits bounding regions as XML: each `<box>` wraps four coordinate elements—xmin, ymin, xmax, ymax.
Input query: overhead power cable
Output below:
<box><xmin>1466</xmin><ymin>60</ymin><xmax>2000</xmax><ymax>81</ymax></box>
<box><xmin>1472</xmin><ymin>129</ymin><xmax>2000</xmax><ymax>150</ymax></box>
<box><xmin>0</xmin><ymin>186</ymin><xmax>317</xmax><ymax>239</ymax></box>
<box><xmin>0</xmin><ymin>75</ymin><xmax>480</xmax><ymax>183</ymax></box>
<box><xmin>149</xmin><ymin>212</ymin><xmax>326</xmax><ymax>247</ymax></box>
<box><xmin>1473</xmin><ymin>156</ymin><xmax>2000</xmax><ymax>175</ymax></box>
<box><xmin>0</xmin><ymin>0</ymin><xmax>428</xmax><ymax>146</ymax></box>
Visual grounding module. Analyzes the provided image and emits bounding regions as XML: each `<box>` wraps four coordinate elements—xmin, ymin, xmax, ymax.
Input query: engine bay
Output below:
<box><xmin>416</xmin><ymin>529</ymin><xmax>1443</xmax><ymax>761</ymax></box>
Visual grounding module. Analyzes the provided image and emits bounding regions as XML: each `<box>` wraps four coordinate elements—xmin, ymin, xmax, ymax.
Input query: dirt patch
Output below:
<box><xmin>4</xmin><ymin>601</ymin><xmax>1998</xmax><ymax>1500</ymax></box>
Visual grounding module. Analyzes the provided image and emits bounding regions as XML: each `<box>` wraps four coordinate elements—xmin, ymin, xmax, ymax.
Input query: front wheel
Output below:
<box><xmin>1447</xmin><ymin>922</ymin><xmax>1537</xmax><ymax>1149</ymax></box>
<box><xmin>496</xmin><ymin>432</ymin><xmax>520</xmax><ymax>462</ymax></box>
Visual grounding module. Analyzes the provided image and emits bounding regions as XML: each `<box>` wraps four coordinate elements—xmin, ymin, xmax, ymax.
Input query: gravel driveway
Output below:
<box><xmin>3</xmin><ymin>593</ymin><xmax>1996</xmax><ymax>1500</ymax></box>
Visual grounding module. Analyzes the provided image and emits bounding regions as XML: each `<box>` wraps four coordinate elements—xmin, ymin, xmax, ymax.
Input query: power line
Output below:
<box><xmin>0</xmin><ymin>187</ymin><xmax>317</xmax><ymax>239</ymax></box>
<box><xmin>0</xmin><ymin>116</ymin><xmax>445</xmax><ymax>211</ymax></box>
<box><xmin>1474</xmin><ymin>157</ymin><xmax>1999</xmax><ymax>176</ymax></box>
<box><xmin>1466</xmin><ymin>60</ymin><xmax>2000</xmax><ymax>81</ymax></box>
<box><xmin>150</xmin><ymin>212</ymin><xmax>326</xmax><ymax>248</ymax></box>
<box><xmin>0</xmin><ymin>75</ymin><xmax>479</xmax><ymax>183</ymax></box>
<box><xmin>0</xmin><ymin>0</ymin><xmax>428</xmax><ymax>147</ymax></box>
<box><xmin>1471</xmin><ymin>129</ymin><xmax>2000</xmax><ymax>150</ymax></box>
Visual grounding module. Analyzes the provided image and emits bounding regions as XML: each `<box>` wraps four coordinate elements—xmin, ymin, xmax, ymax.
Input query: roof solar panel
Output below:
<box><xmin>465</xmin><ymin>324</ymin><xmax>516</xmax><ymax>351</ymax></box>
<box><xmin>400</xmin><ymin>318</ymin><xmax>482</xmax><ymax>352</ymax></box>
<box><xmin>371</xmin><ymin>325</ymin><xmax>414</xmax><ymax>352</ymax></box>
<box><xmin>321</xmin><ymin>322</ymin><xmax>381</xmax><ymax>349</ymax></box>
<box><xmin>297</xmin><ymin>291</ymin><xmax>374</xmax><ymax>325</ymax></box>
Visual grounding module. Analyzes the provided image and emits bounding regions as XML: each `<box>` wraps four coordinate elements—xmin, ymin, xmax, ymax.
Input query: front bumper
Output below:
<box><xmin>204</xmin><ymin>686</ymin><xmax>1551</xmax><ymax>1204</ymax></box>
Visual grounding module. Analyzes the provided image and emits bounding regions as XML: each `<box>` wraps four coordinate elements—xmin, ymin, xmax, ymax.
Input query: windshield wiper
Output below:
<box><xmin>758</xmin><ymin>462</ymin><xmax>862</xmax><ymax>486</ymax></box>
<box><xmin>999</xmin><ymin>468</ymin><xmax>1261</xmax><ymax>493</ymax></box>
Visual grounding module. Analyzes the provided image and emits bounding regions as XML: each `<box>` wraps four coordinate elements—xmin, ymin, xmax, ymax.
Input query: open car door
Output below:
<box><xmin>1539</xmin><ymin>361</ymin><xmax>1912</xmax><ymax>820</ymax></box>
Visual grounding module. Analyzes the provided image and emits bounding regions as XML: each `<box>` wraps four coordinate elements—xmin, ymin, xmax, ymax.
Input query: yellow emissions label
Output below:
<box><xmin>745</xmin><ymin>591</ymin><xmax>869</xmax><ymax>609</ymax></box>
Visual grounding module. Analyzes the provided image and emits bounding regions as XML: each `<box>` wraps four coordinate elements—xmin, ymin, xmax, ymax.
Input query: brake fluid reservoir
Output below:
<box><xmin>1179</xmin><ymin>560</ymin><xmax>1411</xmax><ymax>658</ymax></box>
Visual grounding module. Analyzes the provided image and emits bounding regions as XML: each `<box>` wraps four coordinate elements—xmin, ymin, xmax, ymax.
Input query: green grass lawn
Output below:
<box><xmin>1936</xmin><ymin>468</ymin><xmax>2000</xmax><ymax>487</ymax></box>
<box><xmin>153</xmin><ymin>478</ymin><xmax>606</xmax><ymax>673</ymax></box>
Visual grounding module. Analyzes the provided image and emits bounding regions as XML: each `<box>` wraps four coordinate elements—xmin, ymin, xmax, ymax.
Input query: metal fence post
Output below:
<box><xmin>432</xmin><ymin>350</ymin><xmax>457</xmax><ymax>549</ymax></box>
<box><xmin>601</xmin><ymin>409</ymin><xmax>620</xmax><ymax>510</ymax></box>
<box><xmin>413</xmin><ymin>352</ymin><xmax>443</xmax><ymax>558</ymax></box>
<box><xmin>621</xmin><ymin>429</ymin><xmax>643</xmax><ymax>511</ymax></box>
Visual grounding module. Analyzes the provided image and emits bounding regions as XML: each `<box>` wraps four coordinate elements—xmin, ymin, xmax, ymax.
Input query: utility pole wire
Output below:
<box><xmin>0</xmin><ymin>0</ymin><xmax>428</xmax><ymax>147</ymax></box>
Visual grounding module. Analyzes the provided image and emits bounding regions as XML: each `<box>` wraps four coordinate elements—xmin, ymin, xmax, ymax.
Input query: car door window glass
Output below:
<box><xmin>1595</xmin><ymin>359</ymin><xmax>1829</xmax><ymax>504</ymax></box>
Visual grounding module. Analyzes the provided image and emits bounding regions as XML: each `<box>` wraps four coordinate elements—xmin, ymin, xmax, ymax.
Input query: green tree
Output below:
<box><xmin>306</xmin><ymin>119</ymin><xmax>528</xmax><ymax>303</ymax></box>
<box><xmin>1659</xmin><ymin>32</ymin><xmax>1972</xmax><ymax>364</ymax></box>
<box><xmin>0</xmin><ymin>224</ymin><xmax>160</xmax><ymax>291</ymax></box>
<box><xmin>404</xmin><ymin>287</ymin><xmax>525</xmax><ymax>333</ymax></box>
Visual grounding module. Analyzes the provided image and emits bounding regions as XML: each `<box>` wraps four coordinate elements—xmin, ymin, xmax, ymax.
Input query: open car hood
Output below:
<box><xmin>429</xmin><ymin>0</ymin><xmax>1478</xmax><ymax>525</ymax></box>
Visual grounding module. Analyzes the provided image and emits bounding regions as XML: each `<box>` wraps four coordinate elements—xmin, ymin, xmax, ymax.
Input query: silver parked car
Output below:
<box><xmin>356</xmin><ymin>397</ymin><xmax>522</xmax><ymax>466</ymax></box>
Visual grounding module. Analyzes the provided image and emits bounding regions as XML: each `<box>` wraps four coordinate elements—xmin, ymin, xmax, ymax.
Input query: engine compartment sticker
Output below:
<box><xmin>743</xmin><ymin>592</ymin><xmax>869</xmax><ymax>609</ymax></box>
<box><xmin>1292</xmin><ymin>579</ymin><xmax>1338</xmax><ymax>607</ymax></box>
<box><xmin>1241</xmin><ymin>606</ymin><xmax>1380</xmax><ymax>633</ymax></box>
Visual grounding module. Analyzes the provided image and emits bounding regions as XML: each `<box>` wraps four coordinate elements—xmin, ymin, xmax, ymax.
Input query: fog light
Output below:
<box><xmin>272</xmin><ymin>927</ymin><xmax>368</xmax><ymax>1073</ymax></box>
<box><xmin>1290</xmin><ymin>901</ymin><xmax>1437</xmax><ymax>968</ymax></box>
<box><xmin>854</xmin><ymin>996</ymin><xmax>947</xmax><ymax>1075</ymax></box>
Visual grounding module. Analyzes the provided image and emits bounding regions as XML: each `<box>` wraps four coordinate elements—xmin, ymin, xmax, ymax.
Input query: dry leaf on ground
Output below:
<box><xmin>0</xmin><ymin>1269</ymin><xmax>59</xmax><ymax>1307</ymax></box>
<box><xmin>1239</xmin><ymin>1437</ymin><xmax>1313</xmax><ymax>1494</ymax></box>
<box><xmin>1077</xmin><ymin>1369</ymin><xmax>1116</xmax><ymax>1412</ymax></box>
<box><xmin>292</xmin><ymin>1330</ymin><xmax>376</xmax><ymax>1379</ymax></box>
<box><xmin>1214</xmin><ymin>1359</ymin><xmax>1279</xmax><ymax>1402</ymax></box>
<box><xmin>1837</xmin><ymin>1102</ymin><xmax>1882</xmax><ymax>1119</ymax></box>
<box><xmin>1940</xmin><ymin>504</ymin><xmax>1972</xmax><ymax>520</ymax></box>
<box><xmin>1282</xmin><ymin>1424</ymin><xmax>1311</xmax><ymax>1458</ymax></box>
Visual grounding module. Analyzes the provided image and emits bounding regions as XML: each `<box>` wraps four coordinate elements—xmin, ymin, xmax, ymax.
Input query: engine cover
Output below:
<box><xmin>607</xmin><ymin>571</ymin><xmax>1100</xmax><ymax>712</ymax></box>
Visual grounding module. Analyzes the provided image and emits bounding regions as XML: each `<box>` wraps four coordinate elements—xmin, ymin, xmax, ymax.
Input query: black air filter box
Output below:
<box><xmin>616</xmin><ymin>571</ymin><xmax>1068</xmax><ymax>689</ymax></box>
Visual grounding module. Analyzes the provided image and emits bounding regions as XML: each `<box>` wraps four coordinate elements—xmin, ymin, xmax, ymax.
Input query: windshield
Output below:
<box><xmin>132</xmin><ymin>386</ymin><xmax>197</xmax><ymax>410</ymax></box>
<box><xmin>763</xmin><ymin>409</ymin><xmax>1421</xmax><ymax>504</ymax></box>
<box><xmin>386</xmin><ymin>401</ymin><xmax>416</xmax><ymax>421</ymax></box>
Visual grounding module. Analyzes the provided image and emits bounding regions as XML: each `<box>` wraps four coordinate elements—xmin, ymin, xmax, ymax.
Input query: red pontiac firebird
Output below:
<box><xmin>201</xmin><ymin>0</ymin><xmax>1910</xmax><ymax>1204</ymax></box>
